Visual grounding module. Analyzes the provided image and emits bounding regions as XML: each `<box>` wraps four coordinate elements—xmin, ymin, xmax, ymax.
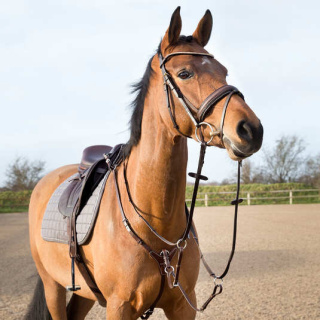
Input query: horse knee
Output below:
<box><xmin>106</xmin><ymin>298</ymin><xmax>136</xmax><ymax>320</ymax></box>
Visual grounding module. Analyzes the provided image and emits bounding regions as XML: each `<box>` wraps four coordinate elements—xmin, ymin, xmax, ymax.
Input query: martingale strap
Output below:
<box><xmin>174</xmin><ymin>161</ymin><xmax>243</xmax><ymax>313</ymax></box>
<box><xmin>113</xmin><ymin>169</ymin><xmax>177</xmax><ymax>319</ymax></box>
<box><xmin>118</xmin><ymin>143</ymin><xmax>243</xmax><ymax>315</ymax></box>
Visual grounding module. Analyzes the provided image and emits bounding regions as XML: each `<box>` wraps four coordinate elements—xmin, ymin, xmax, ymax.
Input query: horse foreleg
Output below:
<box><xmin>163</xmin><ymin>290</ymin><xmax>197</xmax><ymax>320</ymax></box>
<box><xmin>66</xmin><ymin>294</ymin><xmax>95</xmax><ymax>320</ymax></box>
<box><xmin>41</xmin><ymin>275</ymin><xmax>67</xmax><ymax>320</ymax></box>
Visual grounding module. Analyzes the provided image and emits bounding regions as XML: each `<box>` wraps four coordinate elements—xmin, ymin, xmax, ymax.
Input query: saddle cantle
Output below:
<box><xmin>79</xmin><ymin>145</ymin><xmax>112</xmax><ymax>174</ymax></box>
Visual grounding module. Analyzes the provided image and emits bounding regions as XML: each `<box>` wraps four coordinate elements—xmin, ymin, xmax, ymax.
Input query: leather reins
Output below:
<box><xmin>112</xmin><ymin>51</ymin><xmax>245</xmax><ymax>319</ymax></box>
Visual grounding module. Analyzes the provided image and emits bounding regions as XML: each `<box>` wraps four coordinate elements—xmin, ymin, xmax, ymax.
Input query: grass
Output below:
<box><xmin>0</xmin><ymin>183</ymin><xmax>319</xmax><ymax>213</ymax></box>
<box><xmin>186</xmin><ymin>183</ymin><xmax>320</xmax><ymax>206</ymax></box>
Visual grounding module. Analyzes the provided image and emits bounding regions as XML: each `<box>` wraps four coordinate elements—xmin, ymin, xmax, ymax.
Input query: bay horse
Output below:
<box><xmin>27</xmin><ymin>7</ymin><xmax>263</xmax><ymax>320</ymax></box>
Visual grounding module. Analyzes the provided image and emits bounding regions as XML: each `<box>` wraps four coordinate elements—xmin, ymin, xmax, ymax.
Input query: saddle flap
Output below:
<box><xmin>58</xmin><ymin>176</ymin><xmax>82</xmax><ymax>217</ymax></box>
<box><xmin>58</xmin><ymin>159</ymin><xmax>108</xmax><ymax>218</ymax></box>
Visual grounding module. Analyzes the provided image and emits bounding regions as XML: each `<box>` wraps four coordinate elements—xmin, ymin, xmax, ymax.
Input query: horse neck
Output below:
<box><xmin>125</xmin><ymin>85</ymin><xmax>188</xmax><ymax>239</ymax></box>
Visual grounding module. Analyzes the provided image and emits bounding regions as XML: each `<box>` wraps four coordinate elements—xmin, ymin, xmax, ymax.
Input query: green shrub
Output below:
<box><xmin>0</xmin><ymin>190</ymin><xmax>32</xmax><ymax>213</ymax></box>
<box><xmin>1</xmin><ymin>182</ymin><xmax>319</xmax><ymax>213</ymax></box>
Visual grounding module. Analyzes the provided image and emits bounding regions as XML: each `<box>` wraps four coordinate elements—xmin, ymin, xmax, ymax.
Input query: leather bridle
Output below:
<box><xmin>158</xmin><ymin>51</ymin><xmax>244</xmax><ymax>144</ymax></box>
<box><xmin>112</xmin><ymin>50</ymin><xmax>245</xmax><ymax>319</ymax></box>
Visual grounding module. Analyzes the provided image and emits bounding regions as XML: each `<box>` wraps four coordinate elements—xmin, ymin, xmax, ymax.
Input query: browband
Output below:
<box><xmin>160</xmin><ymin>52</ymin><xmax>214</xmax><ymax>68</ymax></box>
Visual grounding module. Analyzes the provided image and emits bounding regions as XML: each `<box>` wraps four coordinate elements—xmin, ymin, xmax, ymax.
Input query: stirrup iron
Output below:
<box><xmin>66</xmin><ymin>257</ymin><xmax>81</xmax><ymax>292</ymax></box>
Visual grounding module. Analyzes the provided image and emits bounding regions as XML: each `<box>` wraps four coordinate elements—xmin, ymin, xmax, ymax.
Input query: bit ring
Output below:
<box><xmin>195</xmin><ymin>122</ymin><xmax>218</xmax><ymax>144</ymax></box>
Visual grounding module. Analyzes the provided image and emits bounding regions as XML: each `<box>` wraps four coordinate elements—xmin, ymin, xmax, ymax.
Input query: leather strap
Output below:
<box><xmin>197</xmin><ymin>85</ymin><xmax>244</xmax><ymax>122</ymax></box>
<box><xmin>140</xmin><ymin>275</ymin><xmax>165</xmax><ymax>319</ymax></box>
<box><xmin>160</xmin><ymin>52</ymin><xmax>213</xmax><ymax>67</ymax></box>
<box><xmin>75</xmin><ymin>258</ymin><xmax>106</xmax><ymax>307</ymax></box>
<box><xmin>182</xmin><ymin>142</ymin><xmax>207</xmax><ymax>241</ymax></box>
<box><xmin>113</xmin><ymin>169</ymin><xmax>178</xmax><ymax>319</ymax></box>
<box><xmin>176</xmin><ymin>161</ymin><xmax>243</xmax><ymax>311</ymax></box>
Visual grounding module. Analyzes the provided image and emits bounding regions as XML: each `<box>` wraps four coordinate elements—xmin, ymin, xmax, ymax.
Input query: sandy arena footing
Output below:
<box><xmin>1</xmin><ymin>204</ymin><xmax>319</xmax><ymax>319</ymax></box>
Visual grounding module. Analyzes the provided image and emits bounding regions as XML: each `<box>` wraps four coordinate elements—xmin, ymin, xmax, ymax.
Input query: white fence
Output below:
<box><xmin>186</xmin><ymin>189</ymin><xmax>320</xmax><ymax>206</ymax></box>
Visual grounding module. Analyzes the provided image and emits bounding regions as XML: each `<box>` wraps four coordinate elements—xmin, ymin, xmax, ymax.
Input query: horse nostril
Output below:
<box><xmin>237</xmin><ymin>120</ymin><xmax>253</xmax><ymax>142</ymax></box>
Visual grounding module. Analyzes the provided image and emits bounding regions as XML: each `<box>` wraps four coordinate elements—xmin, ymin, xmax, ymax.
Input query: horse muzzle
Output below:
<box><xmin>224</xmin><ymin>121</ymin><xmax>263</xmax><ymax>160</ymax></box>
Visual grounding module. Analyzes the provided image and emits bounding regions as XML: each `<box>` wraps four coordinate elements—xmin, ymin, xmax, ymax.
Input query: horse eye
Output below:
<box><xmin>178</xmin><ymin>70</ymin><xmax>191</xmax><ymax>80</ymax></box>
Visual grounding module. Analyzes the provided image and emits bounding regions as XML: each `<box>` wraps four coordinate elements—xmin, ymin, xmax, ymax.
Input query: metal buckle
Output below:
<box><xmin>195</xmin><ymin>122</ymin><xmax>219</xmax><ymax>144</ymax></box>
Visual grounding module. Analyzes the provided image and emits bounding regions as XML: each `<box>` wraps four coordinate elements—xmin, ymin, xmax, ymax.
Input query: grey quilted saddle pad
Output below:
<box><xmin>41</xmin><ymin>171</ymin><xmax>110</xmax><ymax>245</ymax></box>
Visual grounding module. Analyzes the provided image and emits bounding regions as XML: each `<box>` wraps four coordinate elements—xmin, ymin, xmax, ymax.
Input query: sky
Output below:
<box><xmin>1</xmin><ymin>0</ymin><xmax>320</xmax><ymax>185</ymax></box>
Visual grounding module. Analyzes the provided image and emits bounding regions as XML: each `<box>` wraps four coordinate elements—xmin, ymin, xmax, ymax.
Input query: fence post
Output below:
<box><xmin>205</xmin><ymin>193</ymin><xmax>208</xmax><ymax>207</ymax></box>
<box><xmin>289</xmin><ymin>190</ymin><xmax>293</xmax><ymax>205</ymax></box>
<box><xmin>247</xmin><ymin>192</ymin><xmax>251</xmax><ymax>206</ymax></box>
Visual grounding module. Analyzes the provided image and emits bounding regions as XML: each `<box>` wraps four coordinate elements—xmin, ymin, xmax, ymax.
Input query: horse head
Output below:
<box><xmin>157</xmin><ymin>7</ymin><xmax>263</xmax><ymax>160</ymax></box>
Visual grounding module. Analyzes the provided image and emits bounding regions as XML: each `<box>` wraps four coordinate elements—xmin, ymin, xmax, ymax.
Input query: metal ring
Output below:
<box><xmin>176</xmin><ymin>239</ymin><xmax>187</xmax><ymax>250</ymax></box>
<box><xmin>195</xmin><ymin>122</ymin><xmax>217</xmax><ymax>144</ymax></box>
<box><xmin>214</xmin><ymin>277</ymin><xmax>223</xmax><ymax>286</ymax></box>
<box><xmin>164</xmin><ymin>266</ymin><xmax>174</xmax><ymax>274</ymax></box>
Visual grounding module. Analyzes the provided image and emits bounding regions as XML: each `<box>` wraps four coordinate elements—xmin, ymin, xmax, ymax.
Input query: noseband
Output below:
<box><xmin>159</xmin><ymin>51</ymin><xmax>244</xmax><ymax>144</ymax></box>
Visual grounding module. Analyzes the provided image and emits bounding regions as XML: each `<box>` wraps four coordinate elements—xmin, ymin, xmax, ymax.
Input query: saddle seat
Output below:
<box><xmin>58</xmin><ymin>144</ymin><xmax>123</xmax><ymax>218</ymax></box>
<box><xmin>78</xmin><ymin>145</ymin><xmax>112</xmax><ymax>174</ymax></box>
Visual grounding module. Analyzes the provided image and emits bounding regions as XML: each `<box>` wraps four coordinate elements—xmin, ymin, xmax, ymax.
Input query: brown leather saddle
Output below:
<box><xmin>58</xmin><ymin>144</ymin><xmax>124</xmax><ymax>299</ymax></box>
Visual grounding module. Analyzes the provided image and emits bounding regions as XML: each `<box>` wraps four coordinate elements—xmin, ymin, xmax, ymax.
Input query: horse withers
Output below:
<box><xmin>27</xmin><ymin>7</ymin><xmax>263</xmax><ymax>320</ymax></box>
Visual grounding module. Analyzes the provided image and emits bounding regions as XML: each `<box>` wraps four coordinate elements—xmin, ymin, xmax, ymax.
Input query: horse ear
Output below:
<box><xmin>192</xmin><ymin>10</ymin><xmax>213</xmax><ymax>47</ymax></box>
<box><xmin>161</xmin><ymin>7</ymin><xmax>182</xmax><ymax>51</ymax></box>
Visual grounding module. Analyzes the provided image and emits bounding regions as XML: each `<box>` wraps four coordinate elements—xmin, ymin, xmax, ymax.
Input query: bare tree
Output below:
<box><xmin>4</xmin><ymin>157</ymin><xmax>45</xmax><ymax>191</ymax></box>
<box><xmin>263</xmin><ymin>135</ymin><xmax>306</xmax><ymax>183</ymax></box>
<box><xmin>240</xmin><ymin>159</ymin><xmax>267</xmax><ymax>184</ymax></box>
<box><xmin>241</xmin><ymin>159</ymin><xmax>253</xmax><ymax>184</ymax></box>
<box><xmin>299</xmin><ymin>153</ymin><xmax>320</xmax><ymax>187</ymax></box>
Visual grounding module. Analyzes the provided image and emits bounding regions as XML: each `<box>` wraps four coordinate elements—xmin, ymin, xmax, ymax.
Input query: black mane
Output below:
<box><xmin>123</xmin><ymin>36</ymin><xmax>193</xmax><ymax>158</ymax></box>
<box><xmin>122</xmin><ymin>54</ymin><xmax>156</xmax><ymax>158</ymax></box>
